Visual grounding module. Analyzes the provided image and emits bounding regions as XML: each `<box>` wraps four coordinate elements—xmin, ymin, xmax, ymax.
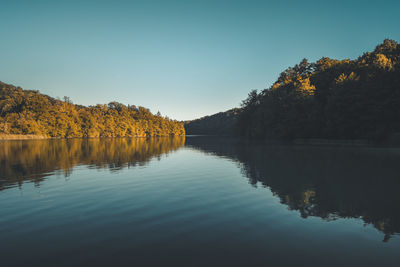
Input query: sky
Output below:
<box><xmin>0</xmin><ymin>0</ymin><xmax>399</xmax><ymax>120</ymax></box>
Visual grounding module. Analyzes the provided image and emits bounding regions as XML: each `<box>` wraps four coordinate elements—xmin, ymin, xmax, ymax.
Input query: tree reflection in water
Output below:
<box><xmin>1</xmin><ymin>136</ymin><xmax>399</xmax><ymax>242</ymax></box>
<box><xmin>186</xmin><ymin>136</ymin><xmax>400</xmax><ymax>242</ymax></box>
<box><xmin>0</xmin><ymin>137</ymin><xmax>185</xmax><ymax>191</ymax></box>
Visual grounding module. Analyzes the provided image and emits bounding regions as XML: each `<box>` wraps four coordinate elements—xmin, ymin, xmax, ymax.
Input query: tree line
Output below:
<box><xmin>184</xmin><ymin>108</ymin><xmax>240</xmax><ymax>135</ymax></box>
<box><xmin>0</xmin><ymin>82</ymin><xmax>185</xmax><ymax>138</ymax></box>
<box><xmin>238</xmin><ymin>39</ymin><xmax>400</xmax><ymax>140</ymax></box>
<box><xmin>185</xmin><ymin>39</ymin><xmax>400</xmax><ymax>141</ymax></box>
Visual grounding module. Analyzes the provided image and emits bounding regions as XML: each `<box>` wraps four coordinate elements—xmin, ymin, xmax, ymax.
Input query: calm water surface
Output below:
<box><xmin>1</xmin><ymin>137</ymin><xmax>399</xmax><ymax>266</ymax></box>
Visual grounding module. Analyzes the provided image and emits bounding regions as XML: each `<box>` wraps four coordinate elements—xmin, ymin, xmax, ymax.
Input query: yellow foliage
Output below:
<box><xmin>295</xmin><ymin>75</ymin><xmax>316</xmax><ymax>96</ymax></box>
<box><xmin>373</xmin><ymin>53</ymin><xmax>393</xmax><ymax>70</ymax></box>
<box><xmin>335</xmin><ymin>72</ymin><xmax>360</xmax><ymax>84</ymax></box>
<box><xmin>0</xmin><ymin>82</ymin><xmax>185</xmax><ymax>138</ymax></box>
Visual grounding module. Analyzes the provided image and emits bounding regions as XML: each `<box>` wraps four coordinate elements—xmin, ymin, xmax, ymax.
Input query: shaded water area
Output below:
<box><xmin>1</xmin><ymin>136</ymin><xmax>399</xmax><ymax>266</ymax></box>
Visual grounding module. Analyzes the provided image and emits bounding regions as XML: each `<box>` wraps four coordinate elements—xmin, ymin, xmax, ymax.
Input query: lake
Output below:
<box><xmin>1</xmin><ymin>136</ymin><xmax>399</xmax><ymax>266</ymax></box>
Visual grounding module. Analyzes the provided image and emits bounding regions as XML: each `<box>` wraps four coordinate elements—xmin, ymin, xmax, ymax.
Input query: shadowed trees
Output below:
<box><xmin>185</xmin><ymin>108</ymin><xmax>241</xmax><ymax>135</ymax></box>
<box><xmin>237</xmin><ymin>39</ymin><xmax>400</xmax><ymax>140</ymax></box>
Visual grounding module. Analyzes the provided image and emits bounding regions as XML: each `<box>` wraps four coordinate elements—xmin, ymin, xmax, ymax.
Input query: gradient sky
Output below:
<box><xmin>1</xmin><ymin>0</ymin><xmax>399</xmax><ymax>120</ymax></box>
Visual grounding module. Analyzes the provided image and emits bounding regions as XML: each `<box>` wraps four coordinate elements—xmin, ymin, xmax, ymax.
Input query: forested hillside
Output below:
<box><xmin>184</xmin><ymin>108</ymin><xmax>240</xmax><ymax>135</ymax></box>
<box><xmin>238</xmin><ymin>39</ymin><xmax>400</xmax><ymax>140</ymax></box>
<box><xmin>0</xmin><ymin>82</ymin><xmax>185</xmax><ymax>138</ymax></box>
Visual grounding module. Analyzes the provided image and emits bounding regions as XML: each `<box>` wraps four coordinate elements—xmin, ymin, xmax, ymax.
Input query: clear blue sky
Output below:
<box><xmin>1</xmin><ymin>0</ymin><xmax>399</xmax><ymax>120</ymax></box>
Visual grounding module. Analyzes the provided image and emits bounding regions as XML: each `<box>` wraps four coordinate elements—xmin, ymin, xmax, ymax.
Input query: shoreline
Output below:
<box><xmin>1</xmin><ymin>134</ymin><xmax>399</xmax><ymax>147</ymax></box>
<box><xmin>292</xmin><ymin>138</ymin><xmax>371</xmax><ymax>146</ymax></box>
<box><xmin>0</xmin><ymin>134</ymin><xmax>185</xmax><ymax>140</ymax></box>
<box><xmin>0</xmin><ymin>134</ymin><xmax>49</xmax><ymax>140</ymax></box>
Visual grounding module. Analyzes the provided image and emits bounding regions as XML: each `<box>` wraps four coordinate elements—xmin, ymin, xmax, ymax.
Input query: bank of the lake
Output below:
<box><xmin>0</xmin><ymin>134</ymin><xmax>49</xmax><ymax>140</ymax></box>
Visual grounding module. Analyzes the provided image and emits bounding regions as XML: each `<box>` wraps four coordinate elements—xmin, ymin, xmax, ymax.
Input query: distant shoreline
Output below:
<box><xmin>1</xmin><ymin>135</ymin><xmax>399</xmax><ymax>147</ymax></box>
<box><xmin>0</xmin><ymin>134</ymin><xmax>49</xmax><ymax>140</ymax></box>
<box><xmin>292</xmin><ymin>138</ymin><xmax>371</xmax><ymax>146</ymax></box>
<box><xmin>0</xmin><ymin>134</ymin><xmax>184</xmax><ymax>140</ymax></box>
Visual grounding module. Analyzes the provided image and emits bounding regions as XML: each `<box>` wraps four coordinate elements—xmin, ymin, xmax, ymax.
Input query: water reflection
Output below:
<box><xmin>186</xmin><ymin>136</ymin><xmax>400</xmax><ymax>242</ymax></box>
<box><xmin>0</xmin><ymin>137</ymin><xmax>185</xmax><ymax>190</ymax></box>
<box><xmin>1</xmin><ymin>136</ymin><xmax>400</xmax><ymax>243</ymax></box>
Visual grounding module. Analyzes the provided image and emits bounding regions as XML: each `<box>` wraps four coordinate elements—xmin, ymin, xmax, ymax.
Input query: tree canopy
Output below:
<box><xmin>0</xmin><ymin>82</ymin><xmax>185</xmax><ymax>138</ymax></box>
<box><xmin>237</xmin><ymin>39</ymin><xmax>400</xmax><ymax>140</ymax></box>
<box><xmin>184</xmin><ymin>108</ymin><xmax>241</xmax><ymax>135</ymax></box>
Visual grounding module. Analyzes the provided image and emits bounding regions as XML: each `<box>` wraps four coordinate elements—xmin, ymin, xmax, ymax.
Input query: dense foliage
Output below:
<box><xmin>0</xmin><ymin>82</ymin><xmax>185</xmax><ymax>137</ymax></box>
<box><xmin>238</xmin><ymin>39</ymin><xmax>400</xmax><ymax>140</ymax></box>
<box><xmin>184</xmin><ymin>108</ymin><xmax>241</xmax><ymax>135</ymax></box>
